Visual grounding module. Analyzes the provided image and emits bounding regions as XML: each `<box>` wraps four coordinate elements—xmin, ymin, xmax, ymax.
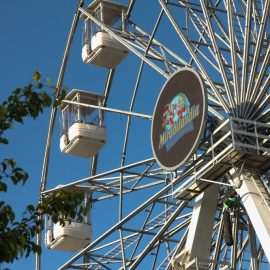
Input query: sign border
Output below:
<box><xmin>151</xmin><ymin>67</ymin><xmax>208</xmax><ymax>171</ymax></box>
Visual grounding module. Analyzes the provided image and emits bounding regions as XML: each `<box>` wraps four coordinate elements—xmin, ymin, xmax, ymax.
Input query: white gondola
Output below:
<box><xmin>45</xmin><ymin>221</ymin><xmax>91</xmax><ymax>252</ymax></box>
<box><xmin>45</xmin><ymin>188</ymin><xmax>92</xmax><ymax>252</ymax></box>
<box><xmin>60</xmin><ymin>89</ymin><xmax>106</xmax><ymax>158</ymax></box>
<box><xmin>81</xmin><ymin>0</ymin><xmax>128</xmax><ymax>68</ymax></box>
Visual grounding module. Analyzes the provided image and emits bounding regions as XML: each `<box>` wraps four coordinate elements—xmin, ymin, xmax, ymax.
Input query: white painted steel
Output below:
<box><xmin>231</xmin><ymin>169</ymin><xmax>270</xmax><ymax>262</ymax></box>
<box><xmin>61</xmin><ymin>99</ymin><xmax>152</xmax><ymax>120</ymax></box>
<box><xmin>171</xmin><ymin>185</ymin><xmax>219</xmax><ymax>269</ymax></box>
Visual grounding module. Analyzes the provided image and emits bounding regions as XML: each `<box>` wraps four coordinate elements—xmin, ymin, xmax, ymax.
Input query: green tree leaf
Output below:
<box><xmin>32</xmin><ymin>71</ymin><xmax>41</xmax><ymax>82</ymax></box>
<box><xmin>0</xmin><ymin>73</ymin><xmax>89</xmax><ymax>266</ymax></box>
<box><xmin>0</xmin><ymin>137</ymin><xmax>8</xmax><ymax>144</ymax></box>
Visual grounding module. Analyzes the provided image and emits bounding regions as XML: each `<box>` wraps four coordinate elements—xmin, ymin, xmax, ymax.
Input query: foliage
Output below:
<box><xmin>0</xmin><ymin>189</ymin><xmax>89</xmax><ymax>264</ymax></box>
<box><xmin>0</xmin><ymin>203</ymin><xmax>42</xmax><ymax>264</ymax></box>
<box><xmin>0</xmin><ymin>72</ymin><xmax>88</xmax><ymax>265</ymax></box>
<box><xmin>39</xmin><ymin>190</ymin><xmax>89</xmax><ymax>226</ymax></box>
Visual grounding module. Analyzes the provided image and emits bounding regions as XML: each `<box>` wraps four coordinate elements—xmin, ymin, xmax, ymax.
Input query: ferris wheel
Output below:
<box><xmin>39</xmin><ymin>0</ymin><xmax>270</xmax><ymax>269</ymax></box>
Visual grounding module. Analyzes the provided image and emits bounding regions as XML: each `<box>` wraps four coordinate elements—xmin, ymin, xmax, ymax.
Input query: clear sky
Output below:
<box><xmin>0</xmin><ymin>1</ymin><xmax>166</xmax><ymax>269</ymax></box>
<box><xmin>1</xmin><ymin>1</ymin><xmax>83</xmax><ymax>269</ymax></box>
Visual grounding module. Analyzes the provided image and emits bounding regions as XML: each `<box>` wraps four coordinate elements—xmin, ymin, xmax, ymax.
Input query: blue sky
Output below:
<box><xmin>1</xmin><ymin>1</ymin><xmax>82</xmax><ymax>269</ymax></box>
<box><xmin>0</xmin><ymin>1</ymin><xmax>167</xmax><ymax>269</ymax></box>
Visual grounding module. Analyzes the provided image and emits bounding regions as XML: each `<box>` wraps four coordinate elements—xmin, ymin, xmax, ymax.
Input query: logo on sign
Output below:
<box><xmin>159</xmin><ymin>93</ymin><xmax>200</xmax><ymax>151</ymax></box>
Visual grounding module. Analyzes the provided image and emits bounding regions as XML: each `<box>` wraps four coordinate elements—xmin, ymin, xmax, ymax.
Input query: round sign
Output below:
<box><xmin>151</xmin><ymin>67</ymin><xmax>208</xmax><ymax>171</ymax></box>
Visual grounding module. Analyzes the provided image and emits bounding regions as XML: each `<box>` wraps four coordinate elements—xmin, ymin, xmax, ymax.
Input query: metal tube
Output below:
<box><xmin>36</xmin><ymin>1</ymin><xmax>84</xmax><ymax>270</ymax></box>
<box><xmin>200</xmin><ymin>0</ymin><xmax>236</xmax><ymax>114</ymax></box>
<box><xmin>199</xmin><ymin>178</ymin><xmax>233</xmax><ymax>187</ymax></box>
<box><xmin>129</xmin><ymin>20</ymin><xmax>190</xmax><ymax>67</ymax></box>
<box><xmin>119</xmin><ymin>225</ymin><xmax>127</xmax><ymax>269</ymax></box>
<box><xmin>98</xmin><ymin>98</ymin><xmax>102</xmax><ymax>126</ymax></box>
<box><xmin>158</xmin><ymin>0</ymin><xmax>230</xmax><ymax>114</ymax></box>
<box><xmin>239</xmin><ymin>0</ymin><xmax>251</xmax><ymax>116</ymax></box>
<box><xmin>120</xmin><ymin>6</ymin><xmax>164</xmax><ymax>188</ymax></box>
<box><xmin>129</xmin><ymin>202</ymin><xmax>187</xmax><ymax>269</ymax></box>
<box><xmin>247</xmin><ymin>218</ymin><xmax>259</xmax><ymax>270</ymax></box>
<box><xmin>231</xmin><ymin>211</ymin><xmax>238</xmax><ymax>269</ymax></box>
<box><xmin>83</xmin><ymin>67</ymin><xmax>115</xmax><ymax>266</ymax></box>
<box><xmin>246</xmin><ymin>46</ymin><xmax>270</xmax><ymax>119</ymax></box>
<box><xmin>125</xmin><ymin>0</ymin><xmax>136</xmax><ymax>19</ymax></box>
<box><xmin>130</xmin><ymin>203</ymin><xmax>156</xmax><ymax>260</ymax></box>
<box><xmin>102</xmin><ymin>69</ymin><xmax>114</xmax><ymax>107</ymax></box>
<box><xmin>210</xmin><ymin>211</ymin><xmax>225</xmax><ymax>270</ymax></box>
<box><xmin>251</xmin><ymin>75</ymin><xmax>270</xmax><ymax>120</ymax></box>
<box><xmin>42</xmin><ymin>157</ymin><xmax>155</xmax><ymax>195</ymax></box>
<box><xmin>150</xmin><ymin>241</ymin><xmax>161</xmax><ymax>270</ymax></box>
<box><xmin>243</xmin><ymin>0</ymin><xmax>270</xmax><ymax>117</ymax></box>
<box><xmin>61</xmin><ymin>100</ymin><xmax>152</xmax><ymax>119</ymax></box>
<box><xmin>227</xmin><ymin>0</ymin><xmax>240</xmax><ymax>112</ymax></box>
<box><xmin>77</xmin><ymin>93</ymin><xmax>82</xmax><ymax>122</ymax></box>
<box><xmin>188</xmin><ymin>11</ymin><xmax>227</xmax><ymax>72</ymax></box>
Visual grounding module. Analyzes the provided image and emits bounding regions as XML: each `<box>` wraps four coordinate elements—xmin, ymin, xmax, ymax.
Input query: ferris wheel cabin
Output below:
<box><xmin>60</xmin><ymin>89</ymin><xmax>106</xmax><ymax>158</ymax></box>
<box><xmin>45</xmin><ymin>189</ymin><xmax>91</xmax><ymax>252</ymax></box>
<box><xmin>81</xmin><ymin>0</ymin><xmax>129</xmax><ymax>69</ymax></box>
<box><xmin>45</xmin><ymin>220</ymin><xmax>91</xmax><ymax>252</ymax></box>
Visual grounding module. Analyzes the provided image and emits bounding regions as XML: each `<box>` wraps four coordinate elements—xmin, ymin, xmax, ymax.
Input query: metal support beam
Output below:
<box><xmin>36</xmin><ymin>1</ymin><xmax>84</xmax><ymax>269</ymax></box>
<box><xmin>158</xmin><ymin>0</ymin><xmax>230</xmax><ymax>114</ymax></box>
<box><xmin>61</xmin><ymin>100</ymin><xmax>152</xmax><ymax>120</ymax></box>
<box><xmin>173</xmin><ymin>184</ymin><xmax>220</xmax><ymax>268</ymax></box>
<box><xmin>231</xmin><ymin>169</ymin><xmax>270</xmax><ymax>262</ymax></box>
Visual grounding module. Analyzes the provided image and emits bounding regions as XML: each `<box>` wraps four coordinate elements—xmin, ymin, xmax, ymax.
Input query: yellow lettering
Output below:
<box><xmin>159</xmin><ymin>132</ymin><xmax>166</xmax><ymax>147</ymax></box>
